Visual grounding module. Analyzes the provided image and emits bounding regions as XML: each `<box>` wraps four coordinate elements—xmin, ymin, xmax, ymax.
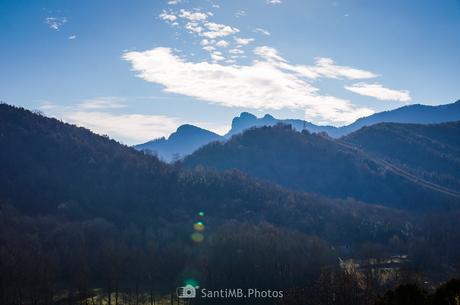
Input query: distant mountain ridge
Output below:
<box><xmin>339</xmin><ymin>100</ymin><xmax>460</xmax><ymax>136</ymax></box>
<box><xmin>226</xmin><ymin>112</ymin><xmax>339</xmax><ymax>137</ymax></box>
<box><xmin>135</xmin><ymin>124</ymin><xmax>224</xmax><ymax>161</ymax></box>
<box><xmin>135</xmin><ymin>100</ymin><xmax>460</xmax><ymax>161</ymax></box>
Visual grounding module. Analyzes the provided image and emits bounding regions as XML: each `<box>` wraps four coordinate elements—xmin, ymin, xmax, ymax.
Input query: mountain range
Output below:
<box><xmin>135</xmin><ymin>100</ymin><xmax>460</xmax><ymax>161</ymax></box>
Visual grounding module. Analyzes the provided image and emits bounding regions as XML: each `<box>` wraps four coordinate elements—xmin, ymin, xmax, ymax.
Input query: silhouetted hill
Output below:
<box><xmin>343</xmin><ymin>121</ymin><xmax>460</xmax><ymax>190</ymax></box>
<box><xmin>184</xmin><ymin>124</ymin><xmax>460</xmax><ymax>211</ymax></box>
<box><xmin>226</xmin><ymin>112</ymin><xmax>338</xmax><ymax>137</ymax></box>
<box><xmin>135</xmin><ymin>124</ymin><xmax>223</xmax><ymax>162</ymax></box>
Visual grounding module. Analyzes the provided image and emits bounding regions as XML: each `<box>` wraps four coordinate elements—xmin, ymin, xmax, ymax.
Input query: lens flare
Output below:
<box><xmin>191</xmin><ymin>232</ymin><xmax>204</xmax><ymax>243</ymax></box>
<box><xmin>198</xmin><ymin>211</ymin><xmax>205</xmax><ymax>217</ymax></box>
<box><xmin>193</xmin><ymin>221</ymin><xmax>205</xmax><ymax>232</ymax></box>
<box><xmin>184</xmin><ymin>278</ymin><xmax>199</xmax><ymax>288</ymax></box>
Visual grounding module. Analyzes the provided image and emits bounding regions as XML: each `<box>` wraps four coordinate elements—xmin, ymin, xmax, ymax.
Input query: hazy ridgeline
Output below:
<box><xmin>1</xmin><ymin>104</ymin><xmax>460</xmax><ymax>305</ymax></box>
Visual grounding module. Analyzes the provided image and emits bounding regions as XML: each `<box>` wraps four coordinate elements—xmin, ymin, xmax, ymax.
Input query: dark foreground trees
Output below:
<box><xmin>376</xmin><ymin>279</ymin><xmax>460</xmax><ymax>305</ymax></box>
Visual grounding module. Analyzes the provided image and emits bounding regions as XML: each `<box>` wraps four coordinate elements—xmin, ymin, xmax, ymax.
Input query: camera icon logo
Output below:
<box><xmin>176</xmin><ymin>285</ymin><xmax>196</xmax><ymax>298</ymax></box>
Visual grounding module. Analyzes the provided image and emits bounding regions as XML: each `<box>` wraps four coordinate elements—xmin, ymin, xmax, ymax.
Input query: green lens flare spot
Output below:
<box><xmin>198</xmin><ymin>211</ymin><xmax>205</xmax><ymax>217</ymax></box>
<box><xmin>191</xmin><ymin>232</ymin><xmax>204</xmax><ymax>243</ymax></box>
<box><xmin>184</xmin><ymin>278</ymin><xmax>199</xmax><ymax>288</ymax></box>
<box><xmin>193</xmin><ymin>221</ymin><xmax>205</xmax><ymax>232</ymax></box>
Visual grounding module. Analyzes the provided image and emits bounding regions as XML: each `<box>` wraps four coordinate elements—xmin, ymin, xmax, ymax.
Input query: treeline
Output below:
<box><xmin>4</xmin><ymin>203</ymin><xmax>459</xmax><ymax>305</ymax></box>
<box><xmin>375</xmin><ymin>279</ymin><xmax>460</xmax><ymax>305</ymax></box>
<box><xmin>0</xmin><ymin>204</ymin><xmax>343</xmax><ymax>305</ymax></box>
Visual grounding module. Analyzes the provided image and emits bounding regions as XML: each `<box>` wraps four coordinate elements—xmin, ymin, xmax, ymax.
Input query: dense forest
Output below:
<box><xmin>1</xmin><ymin>103</ymin><xmax>460</xmax><ymax>304</ymax></box>
<box><xmin>343</xmin><ymin>121</ymin><xmax>460</xmax><ymax>190</ymax></box>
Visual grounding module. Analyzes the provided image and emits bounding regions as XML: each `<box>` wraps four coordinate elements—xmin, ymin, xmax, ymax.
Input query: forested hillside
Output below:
<box><xmin>184</xmin><ymin>124</ymin><xmax>460</xmax><ymax>210</ymax></box>
<box><xmin>343</xmin><ymin>121</ymin><xmax>460</xmax><ymax>190</ymax></box>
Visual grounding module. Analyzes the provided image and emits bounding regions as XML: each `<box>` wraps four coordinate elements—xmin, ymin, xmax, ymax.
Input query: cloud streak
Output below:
<box><xmin>254</xmin><ymin>28</ymin><xmax>271</xmax><ymax>36</ymax></box>
<box><xmin>345</xmin><ymin>82</ymin><xmax>411</xmax><ymax>102</ymax></box>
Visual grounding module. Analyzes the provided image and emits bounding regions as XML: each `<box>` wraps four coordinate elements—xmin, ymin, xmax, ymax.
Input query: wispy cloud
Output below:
<box><xmin>235</xmin><ymin>10</ymin><xmax>247</xmax><ymax>18</ymax></box>
<box><xmin>202</xmin><ymin>22</ymin><xmax>240</xmax><ymax>39</ymax></box>
<box><xmin>266</xmin><ymin>0</ymin><xmax>282</xmax><ymax>4</ymax></box>
<box><xmin>229</xmin><ymin>48</ymin><xmax>244</xmax><ymax>54</ymax></box>
<box><xmin>345</xmin><ymin>83</ymin><xmax>411</xmax><ymax>102</ymax></box>
<box><xmin>78</xmin><ymin>97</ymin><xmax>127</xmax><ymax>109</ymax></box>
<box><xmin>68</xmin><ymin>35</ymin><xmax>77</xmax><ymax>40</ymax></box>
<box><xmin>62</xmin><ymin>111</ymin><xmax>180</xmax><ymax>144</ymax></box>
<box><xmin>216</xmin><ymin>40</ymin><xmax>230</xmax><ymax>47</ymax></box>
<box><xmin>159</xmin><ymin>11</ymin><xmax>177</xmax><ymax>22</ymax></box>
<box><xmin>234</xmin><ymin>37</ymin><xmax>255</xmax><ymax>45</ymax></box>
<box><xmin>40</xmin><ymin>99</ymin><xmax>181</xmax><ymax>144</ymax></box>
<box><xmin>179</xmin><ymin>9</ymin><xmax>208</xmax><ymax>21</ymax></box>
<box><xmin>254</xmin><ymin>28</ymin><xmax>271</xmax><ymax>36</ymax></box>
<box><xmin>123</xmin><ymin>47</ymin><xmax>375</xmax><ymax>125</ymax></box>
<box><xmin>253</xmin><ymin>47</ymin><xmax>378</xmax><ymax>80</ymax></box>
<box><xmin>45</xmin><ymin>16</ymin><xmax>68</xmax><ymax>31</ymax></box>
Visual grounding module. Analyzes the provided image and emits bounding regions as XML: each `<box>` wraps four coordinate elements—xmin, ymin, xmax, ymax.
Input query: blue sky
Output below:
<box><xmin>1</xmin><ymin>0</ymin><xmax>459</xmax><ymax>144</ymax></box>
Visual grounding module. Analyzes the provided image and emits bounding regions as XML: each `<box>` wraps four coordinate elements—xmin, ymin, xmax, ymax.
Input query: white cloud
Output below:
<box><xmin>229</xmin><ymin>48</ymin><xmax>245</xmax><ymax>54</ymax></box>
<box><xmin>345</xmin><ymin>83</ymin><xmax>412</xmax><ymax>102</ymax></box>
<box><xmin>40</xmin><ymin>100</ymin><xmax>181</xmax><ymax>145</ymax></box>
<box><xmin>203</xmin><ymin>45</ymin><xmax>216</xmax><ymax>52</ymax></box>
<box><xmin>200</xmin><ymin>39</ymin><xmax>211</xmax><ymax>46</ymax></box>
<box><xmin>168</xmin><ymin>0</ymin><xmax>181</xmax><ymax>4</ymax></box>
<box><xmin>63</xmin><ymin>111</ymin><xmax>180</xmax><ymax>144</ymax></box>
<box><xmin>267</xmin><ymin>0</ymin><xmax>282</xmax><ymax>4</ymax></box>
<box><xmin>311</xmin><ymin>57</ymin><xmax>378</xmax><ymax>79</ymax></box>
<box><xmin>68</xmin><ymin>35</ymin><xmax>77</xmax><ymax>40</ymax></box>
<box><xmin>254</xmin><ymin>28</ymin><xmax>271</xmax><ymax>36</ymax></box>
<box><xmin>211</xmin><ymin>52</ymin><xmax>225</xmax><ymax>61</ymax></box>
<box><xmin>253</xmin><ymin>46</ymin><xmax>285</xmax><ymax>62</ymax></box>
<box><xmin>123</xmin><ymin>47</ymin><xmax>375</xmax><ymax>125</ymax></box>
<box><xmin>202</xmin><ymin>22</ymin><xmax>240</xmax><ymax>39</ymax></box>
<box><xmin>253</xmin><ymin>47</ymin><xmax>378</xmax><ymax>80</ymax></box>
<box><xmin>78</xmin><ymin>97</ymin><xmax>127</xmax><ymax>109</ymax></box>
<box><xmin>234</xmin><ymin>37</ymin><xmax>254</xmax><ymax>45</ymax></box>
<box><xmin>159</xmin><ymin>11</ymin><xmax>177</xmax><ymax>22</ymax></box>
<box><xmin>45</xmin><ymin>17</ymin><xmax>68</xmax><ymax>31</ymax></box>
<box><xmin>185</xmin><ymin>22</ymin><xmax>203</xmax><ymax>34</ymax></box>
<box><xmin>179</xmin><ymin>9</ymin><xmax>208</xmax><ymax>21</ymax></box>
<box><xmin>216</xmin><ymin>40</ymin><xmax>230</xmax><ymax>47</ymax></box>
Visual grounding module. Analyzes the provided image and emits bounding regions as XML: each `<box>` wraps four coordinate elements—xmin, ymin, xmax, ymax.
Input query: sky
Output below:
<box><xmin>1</xmin><ymin>0</ymin><xmax>459</xmax><ymax>144</ymax></box>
